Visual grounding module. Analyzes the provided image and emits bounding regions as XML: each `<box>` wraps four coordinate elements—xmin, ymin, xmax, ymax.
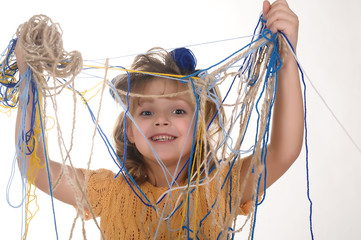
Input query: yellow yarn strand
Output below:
<box><xmin>177</xmin><ymin>124</ymin><xmax>203</xmax><ymax>239</ymax></box>
<box><xmin>23</xmin><ymin>182</ymin><xmax>40</xmax><ymax>240</ymax></box>
<box><xmin>77</xmin><ymin>80</ymin><xmax>105</xmax><ymax>104</ymax></box>
<box><xmin>193</xmin><ymin>125</ymin><xmax>203</xmax><ymax>239</ymax></box>
<box><xmin>83</xmin><ymin>64</ymin><xmax>200</xmax><ymax>80</ymax></box>
<box><xmin>23</xmin><ymin>92</ymin><xmax>46</xmax><ymax>239</ymax></box>
<box><xmin>0</xmin><ymin>104</ymin><xmax>14</xmax><ymax>116</ymax></box>
<box><xmin>0</xmin><ymin>47</ymin><xmax>17</xmax><ymax>84</ymax></box>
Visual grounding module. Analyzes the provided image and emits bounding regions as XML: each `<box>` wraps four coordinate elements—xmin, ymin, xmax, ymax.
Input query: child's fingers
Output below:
<box><xmin>270</xmin><ymin>0</ymin><xmax>289</xmax><ymax>8</ymax></box>
<box><xmin>262</xmin><ymin>0</ymin><xmax>271</xmax><ymax>18</ymax></box>
<box><xmin>263</xmin><ymin>0</ymin><xmax>298</xmax><ymax>48</ymax></box>
<box><xmin>263</xmin><ymin>0</ymin><xmax>288</xmax><ymax>18</ymax></box>
<box><xmin>266</xmin><ymin>1</ymin><xmax>296</xmax><ymax>28</ymax></box>
<box><xmin>267</xmin><ymin>18</ymin><xmax>294</xmax><ymax>36</ymax></box>
<box><xmin>266</xmin><ymin>9</ymin><xmax>297</xmax><ymax>32</ymax></box>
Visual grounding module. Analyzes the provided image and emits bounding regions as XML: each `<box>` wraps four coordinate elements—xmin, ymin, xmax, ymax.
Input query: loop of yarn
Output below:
<box><xmin>261</xmin><ymin>28</ymin><xmax>276</xmax><ymax>42</ymax></box>
<box><xmin>16</xmin><ymin>14</ymin><xmax>83</xmax><ymax>91</ymax></box>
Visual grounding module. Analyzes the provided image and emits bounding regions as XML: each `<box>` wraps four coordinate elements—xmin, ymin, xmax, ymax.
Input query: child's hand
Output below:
<box><xmin>263</xmin><ymin>0</ymin><xmax>299</xmax><ymax>51</ymax></box>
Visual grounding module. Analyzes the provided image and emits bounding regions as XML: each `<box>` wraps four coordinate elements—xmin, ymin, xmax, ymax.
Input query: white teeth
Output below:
<box><xmin>151</xmin><ymin>135</ymin><xmax>175</xmax><ymax>141</ymax></box>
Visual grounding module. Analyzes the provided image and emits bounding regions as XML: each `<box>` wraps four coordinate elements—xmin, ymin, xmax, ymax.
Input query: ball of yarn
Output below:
<box><xmin>170</xmin><ymin>47</ymin><xmax>197</xmax><ymax>73</ymax></box>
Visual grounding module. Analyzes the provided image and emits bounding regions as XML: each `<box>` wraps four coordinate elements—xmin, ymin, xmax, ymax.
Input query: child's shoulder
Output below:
<box><xmin>82</xmin><ymin>168</ymin><xmax>115</xmax><ymax>179</ymax></box>
<box><xmin>82</xmin><ymin>168</ymin><xmax>121</xmax><ymax>189</ymax></box>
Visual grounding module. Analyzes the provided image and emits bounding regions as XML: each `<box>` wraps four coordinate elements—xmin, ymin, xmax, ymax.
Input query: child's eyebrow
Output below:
<box><xmin>137</xmin><ymin>97</ymin><xmax>194</xmax><ymax>108</ymax></box>
<box><xmin>137</xmin><ymin>97</ymin><xmax>155</xmax><ymax>106</ymax></box>
<box><xmin>172</xmin><ymin>98</ymin><xmax>196</xmax><ymax>109</ymax></box>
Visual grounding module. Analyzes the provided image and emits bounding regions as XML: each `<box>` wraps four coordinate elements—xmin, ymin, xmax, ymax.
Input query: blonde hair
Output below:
<box><xmin>112</xmin><ymin>48</ymin><xmax>223</xmax><ymax>184</ymax></box>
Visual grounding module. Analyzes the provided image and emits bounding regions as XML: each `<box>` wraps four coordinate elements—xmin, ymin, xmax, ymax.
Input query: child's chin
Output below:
<box><xmin>157</xmin><ymin>155</ymin><xmax>189</xmax><ymax>165</ymax></box>
<box><xmin>157</xmin><ymin>156</ymin><xmax>180</xmax><ymax>163</ymax></box>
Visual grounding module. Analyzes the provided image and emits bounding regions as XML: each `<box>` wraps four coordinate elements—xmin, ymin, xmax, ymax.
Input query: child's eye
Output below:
<box><xmin>173</xmin><ymin>109</ymin><xmax>186</xmax><ymax>115</ymax></box>
<box><xmin>140</xmin><ymin>111</ymin><xmax>152</xmax><ymax>116</ymax></box>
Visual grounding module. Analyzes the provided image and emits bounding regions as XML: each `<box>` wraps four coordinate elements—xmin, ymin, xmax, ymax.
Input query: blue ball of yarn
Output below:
<box><xmin>170</xmin><ymin>47</ymin><xmax>197</xmax><ymax>73</ymax></box>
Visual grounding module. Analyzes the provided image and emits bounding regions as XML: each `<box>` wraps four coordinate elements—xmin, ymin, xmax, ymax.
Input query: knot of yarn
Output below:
<box><xmin>261</xmin><ymin>28</ymin><xmax>282</xmax><ymax>75</ymax></box>
<box><xmin>261</xmin><ymin>28</ymin><xmax>276</xmax><ymax>42</ymax></box>
<box><xmin>16</xmin><ymin>14</ymin><xmax>83</xmax><ymax>91</ymax></box>
<box><xmin>170</xmin><ymin>47</ymin><xmax>197</xmax><ymax>74</ymax></box>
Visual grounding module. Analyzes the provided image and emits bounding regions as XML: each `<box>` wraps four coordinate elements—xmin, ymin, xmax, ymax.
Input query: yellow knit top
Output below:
<box><xmin>81</xmin><ymin>165</ymin><xmax>252</xmax><ymax>240</ymax></box>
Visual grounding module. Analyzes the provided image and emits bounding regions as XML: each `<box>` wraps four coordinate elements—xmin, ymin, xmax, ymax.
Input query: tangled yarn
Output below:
<box><xmin>16</xmin><ymin>15</ymin><xmax>83</xmax><ymax>94</ymax></box>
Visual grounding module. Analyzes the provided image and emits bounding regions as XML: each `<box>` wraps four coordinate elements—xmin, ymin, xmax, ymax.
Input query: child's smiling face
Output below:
<box><xmin>126</xmin><ymin>77</ymin><xmax>196</xmax><ymax>176</ymax></box>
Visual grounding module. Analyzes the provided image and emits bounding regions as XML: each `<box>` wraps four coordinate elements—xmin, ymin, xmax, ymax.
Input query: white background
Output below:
<box><xmin>1</xmin><ymin>0</ymin><xmax>360</xmax><ymax>239</ymax></box>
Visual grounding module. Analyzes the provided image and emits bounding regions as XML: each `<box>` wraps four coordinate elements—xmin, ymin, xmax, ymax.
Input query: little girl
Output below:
<box><xmin>14</xmin><ymin>0</ymin><xmax>303</xmax><ymax>239</ymax></box>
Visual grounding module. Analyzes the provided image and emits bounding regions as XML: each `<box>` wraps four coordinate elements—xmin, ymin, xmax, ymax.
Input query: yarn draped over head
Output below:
<box><xmin>170</xmin><ymin>47</ymin><xmax>197</xmax><ymax>74</ymax></box>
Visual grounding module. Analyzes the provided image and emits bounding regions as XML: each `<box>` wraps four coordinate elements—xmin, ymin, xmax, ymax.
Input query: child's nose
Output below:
<box><xmin>154</xmin><ymin>115</ymin><xmax>170</xmax><ymax>126</ymax></box>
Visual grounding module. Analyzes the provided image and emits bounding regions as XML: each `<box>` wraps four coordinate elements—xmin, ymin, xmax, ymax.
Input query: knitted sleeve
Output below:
<box><xmin>227</xmin><ymin>161</ymin><xmax>257</xmax><ymax>216</ymax></box>
<box><xmin>80</xmin><ymin>168</ymin><xmax>115</xmax><ymax>220</ymax></box>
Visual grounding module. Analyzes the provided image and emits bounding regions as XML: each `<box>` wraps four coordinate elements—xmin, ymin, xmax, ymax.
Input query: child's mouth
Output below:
<box><xmin>151</xmin><ymin>135</ymin><xmax>175</xmax><ymax>141</ymax></box>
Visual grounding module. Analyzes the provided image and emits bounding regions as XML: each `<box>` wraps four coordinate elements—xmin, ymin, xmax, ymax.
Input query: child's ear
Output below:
<box><xmin>126</xmin><ymin>125</ymin><xmax>135</xmax><ymax>143</ymax></box>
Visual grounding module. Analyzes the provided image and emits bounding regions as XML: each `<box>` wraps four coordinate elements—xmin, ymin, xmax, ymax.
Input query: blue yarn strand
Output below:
<box><xmin>57</xmin><ymin>77</ymin><xmax>154</xmax><ymax>207</ymax></box>
<box><xmin>185</xmin><ymin>77</ymin><xmax>200</xmax><ymax>239</ymax></box>
<box><xmin>279</xmin><ymin>31</ymin><xmax>314</xmax><ymax>240</ymax></box>
<box><xmin>35</xmin><ymin>84</ymin><xmax>59</xmax><ymax>240</ymax></box>
<box><xmin>249</xmin><ymin>28</ymin><xmax>282</xmax><ymax>239</ymax></box>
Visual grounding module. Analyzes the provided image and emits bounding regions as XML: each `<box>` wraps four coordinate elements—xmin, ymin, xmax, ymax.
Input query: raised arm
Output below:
<box><xmin>15</xmin><ymin>42</ymin><xmax>85</xmax><ymax>207</ymax></box>
<box><xmin>241</xmin><ymin>0</ymin><xmax>303</xmax><ymax>202</ymax></box>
